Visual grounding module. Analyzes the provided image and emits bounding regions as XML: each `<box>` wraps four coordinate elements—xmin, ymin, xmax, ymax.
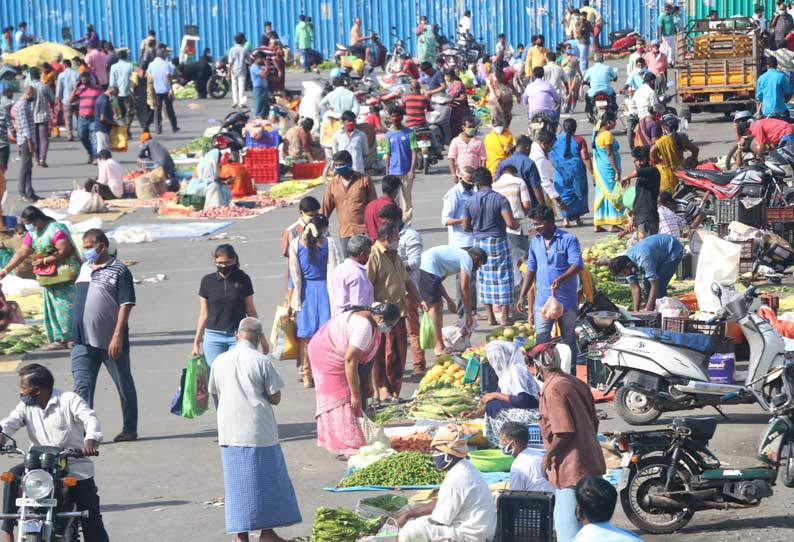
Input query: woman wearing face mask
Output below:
<box><xmin>286</xmin><ymin>214</ymin><xmax>342</xmax><ymax>388</ymax></box>
<box><xmin>193</xmin><ymin>244</ymin><xmax>267</xmax><ymax>366</ymax></box>
<box><xmin>461</xmin><ymin>340</ymin><xmax>541</xmax><ymax>446</ymax></box>
<box><xmin>592</xmin><ymin>111</ymin><xmax>627</xmax><ymax>232</ymax></box>
<box><xmin>396</xmin><ymin>425</ymin><xmax>497</xmax><ymax>542</ymax></box>
<box><xmin>485</xmin><ymin>66</ymin><xmax>517</xmax><ymax>126</ymax></box>
<box><xmin>0</xmin><ymin>206</ymin><xmax>80</xmax><ymax>350</ymax></box>
<box><xmin>307</xmin><ymin>302</ymin><xmax>400</xmax><ymax>459</ymax></box>
<box><xmin>445</xmin><ymin>70</ymin><xmax>471</xmax><ymax>139</ymax></box>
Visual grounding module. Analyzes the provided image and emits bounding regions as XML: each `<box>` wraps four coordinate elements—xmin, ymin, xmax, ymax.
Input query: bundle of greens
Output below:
<box><xmin>338</xmin><ymin>451</ymin><xmax>445</xmax><ymax>488</ymax></box>
<box><xmin>359</xmin><ymin>495</ymin><xmax>408</xmax><ymax>513</ymax></box>
<box><xmin>311</xmin><ymin>507</ymin><xmax>381</xmax><ymax>542</ymax></box>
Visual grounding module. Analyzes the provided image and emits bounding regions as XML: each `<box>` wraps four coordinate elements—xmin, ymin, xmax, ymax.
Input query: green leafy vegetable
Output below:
<box><xmin>311</xmin><ymin>507</ymin><xmax>381</xmax><ymax>542</ymax></box>
<box><xmin>338</xmin><ymin>451</ymin><xmax>445</xmax><ymax>488</ymax></box>
<box><xmin>360</xmin><ymin>495</ymin><xmax>408</xmax><ymax>512</ymax></box>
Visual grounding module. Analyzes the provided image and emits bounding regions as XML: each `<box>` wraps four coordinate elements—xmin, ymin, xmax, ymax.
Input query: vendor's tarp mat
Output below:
<box><xmin>633</xmin><ymin>327</ymin><xmax>715</xmax><ymax>355</ymax></box>
<box><xmin>325</xmin><ymin>471</ymin><xmax>510</xmax><ymax>492</ymax></box>
<box><xmin>109</xmin><ymin>221</ymin><xmax>232</xmax><ymax>240</ymax></box>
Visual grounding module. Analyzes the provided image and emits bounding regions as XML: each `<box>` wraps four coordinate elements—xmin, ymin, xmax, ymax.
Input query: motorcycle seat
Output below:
<box><xmin>683</xmin><ymin>168</ymin><xmax>734</xmax><ymax>185</ymax></box>
<box><xmin>672</xmin><ymin>416</ymin><xmax>718</xmax><ymax>440</ymax></box>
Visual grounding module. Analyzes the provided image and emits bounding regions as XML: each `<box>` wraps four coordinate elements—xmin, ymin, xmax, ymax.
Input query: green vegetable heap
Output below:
<box><xmin>338</xmin><ymin>451</ymin><xmax>446</xmax><ymax>488</ymax></box>
<box><xmin>359</xmin><ymin>495</ymin><xmax>409</xmax><ymax>513</ymax></box>
<box><xmin>312</xmin><ymin>507</ymin><xmax>381</xmax><ymax>542</ymax></box>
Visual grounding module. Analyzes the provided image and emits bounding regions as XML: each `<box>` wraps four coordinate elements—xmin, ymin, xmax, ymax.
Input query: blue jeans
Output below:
<box><xmin>203</xmin><ymin>329</ymin><xmax>237</xmax><ymax>367</ymax></box>
<box><xmin>578</xmin><ymin>42</ymin><xmax>590</xmax><ymax>71</ymax></box>
<box><xmin>554</xmin><ymin>487</ymin><xmax>581</xmax><ymax>542</ymax></box>
<box><xmin>71</xmin><ymin>344</ymin><xmax>138</xmax><ymax>434</ymax></box>
<box><xmin>534</xmin><ymin>306</ymin><xmax>578</xmax><ymax>374</ymax></box>
<box><xmin>301</xmin><ymin>48</ymin><xmax>312</xmax><ymax>70</ymax></box>
<box><xmin>252</xmin><ymin>86</ymin><xmax>269</xmax><ymax>119</ymax></box>
<box><xmin>77</xmin><ymin>116</ymin><xmax>96</xmax><ymax>160</ymax></box>
<box><xmin>642</xmin><ymin>259</ymin><xmax>680</xmax><ymax>299</ymax></box>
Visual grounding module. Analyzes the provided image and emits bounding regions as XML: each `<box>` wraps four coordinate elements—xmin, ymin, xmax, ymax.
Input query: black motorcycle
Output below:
<box><xmin>208</xmin><ymin>57</ymin><xmax>230</xmax><ymax>100</ymax></box>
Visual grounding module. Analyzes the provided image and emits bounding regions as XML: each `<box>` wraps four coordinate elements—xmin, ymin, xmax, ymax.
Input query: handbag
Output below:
<box><xmin>34</xmin><ymin>259</ymin><xmax>78</xmax><ymax>287</ymax></box>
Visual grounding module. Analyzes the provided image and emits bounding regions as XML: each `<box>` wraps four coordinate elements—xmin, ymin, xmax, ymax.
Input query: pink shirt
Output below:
<box><xmin>644</xmin><ymin>51</ymin><xmax>668</xmax><ymax>76</ymax></box>
<box><xmin>98</xmin><ymin>158</ymin><xmax>125</xmax><ymax>198</ymax></box>
<box><xmin>85</xmin><ymin>50</ymin><xmax>109</xmax><ymax>86</ymax></box>
<box><xmin>448</xmin><ymin>136</ymin><xmax>487</xmax><ymax>174</ymax></box>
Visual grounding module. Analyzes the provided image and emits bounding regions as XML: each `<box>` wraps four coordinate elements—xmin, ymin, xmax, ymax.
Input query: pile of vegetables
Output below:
<box><xmin>9</xmin><ymin>294</ymin><xmax>44</xmax><ymax>321</ymax></box>
<box><xmin>123</xmin><ymin>170</ymin><xmax>146</xmax><ymax>181</ymax></box>
<box><xmin>347</xmin><ymin>442</ymin><xmax>395</xmax><ymax>471</ymax></box>
<box><xmin>372</xmin><ymin>404</ymin><xmax>406</xmax><ymax>425</ymax></box>
<box><xmin>237</xmin><ymin>193</ymin><xmax>288</xmax><ymax>208</ymax></box>
<box><xmin>190</xmin><ymin>205</ymin><xmax>260</xmax><ymax>219</ymax></box>
<box><xmin>0</xmin><ymin>325</ymin><xmax>47</xmax><ymax>356</ymax></box>
<box><xmin>171</xmin><ymin>136</ymin><xmax>212</xmax><ymax>155</ymax></box>
<box><xmin>407</xmin><ymin>387</ymin><xmax>479</xmax><ymax>421</ymax></box>
<box><xmin>312</xmin><ymin>507</ymin><xmax>381</xmax><ymax>542</ymax></box>
<box><xmin>389</xmin><ymin>431</ymin><xmax>433</xmax><ymax>453</ymax></box>
<box><xmin>359</xmin><ymin>495</ymin><xmax>408</xmax><ymax>513</ymax></box>
<box><xmin>173</xmin><ymin>81</ymin><xmax>198</xmax><ymax>100</ymax></box>
<box><xmin>418</xmin><ymin>357</ymin><xmax>471</xmax><ymax>393</ymax></box>
<box><xmin>338</xmin><ymin>451</ymin><xmax>445</xmax><ymax>488</ymax></box>
<box><xmin>267</xmin><ymin>180</ymin><xmax>318</xmax><ymax>199</ymax></box>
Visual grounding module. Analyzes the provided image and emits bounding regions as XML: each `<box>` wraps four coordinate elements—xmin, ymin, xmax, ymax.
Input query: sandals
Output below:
<box><xmin>45</xmin><ymin>342</ymin><xmax>68</xmax><ymax>351</ymax></box>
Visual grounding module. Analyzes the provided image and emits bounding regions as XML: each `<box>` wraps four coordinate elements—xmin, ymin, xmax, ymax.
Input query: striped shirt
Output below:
<box><xmin>73</xmin><ymin>84</ymin><xmax>103</xmax><ymax>118</ymax></box>
<box><xmin>403</xmin><ymin>93</ymin><xmax>430</xmax><ymax>127</ymax></box>
<box><xmin>30</xmin><ymin>81</ymin><xmax>53</xmax><ymax>124</ymax></box>
<box><xmin>12</xmin><ymin>98</ymin><xmax>34</xmax><ymax>146</ymax></box>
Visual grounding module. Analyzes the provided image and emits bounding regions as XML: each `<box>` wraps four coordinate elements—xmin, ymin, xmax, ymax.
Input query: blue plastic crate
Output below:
<box><xmin>245</xmin><ymin>130</ymin><xmax>280</xmax><ymax>149</ymax></box>
<box><xmin>527</xmin><ymin>424</ymin><xmax>543</xmax><ymax>448</ymax></box>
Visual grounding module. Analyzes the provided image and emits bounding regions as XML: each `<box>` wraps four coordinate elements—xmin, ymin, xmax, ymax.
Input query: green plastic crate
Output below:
<box><xmin>463</xmin><ymin>355</ymin><xmax>480</xmax><ymax>384</ymax></box>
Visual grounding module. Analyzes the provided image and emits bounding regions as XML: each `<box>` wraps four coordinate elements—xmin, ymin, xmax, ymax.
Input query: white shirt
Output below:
<box><xmin>208</xmin><ymin>340</ymin><xmax>285</xmax><ymax>448</ymax></box>
<box><xmin>509</xmin><ymin>447</ymin><xmax>554</xmax><ymax>492</ymax></box>
<box><xmin>97</xmin><ymin>158</ymin><xmax>125</xmax><ymax>198</ymax></box>
<box><xmin>493</xmin><ymin>173</ymin><xmax>531</xmax><ymax>235</ymax></box>
<box><xmin>459</xmin><ymin>16</ymin><xmax>472</xmax><ymax>35</ymax></box>
<box><xmin>0</xmin><ymin>389</ymin><xmax>103</xmax><ymax>480</ymax></box>
<box><xmin>543</xmin><ymin>62</ymin><xmax>568</xmax><ymax>94</ymax></box>
<box><xmin>573</xmin><ymin>522</ymin><xmax>644</xmax><ymax>542</ymax></box>
<box><xmin>632</xmin><ymin>83</ymin><xmax>659</xmax><ymax>118</ymax></box>
<box><xmin>146</xmin><ymin>57</ymin><xmax>172</xmax><ymax>94</ymax></box>
<box><xmin>529</xmin><ymin>142</ymin><xmax>559</xmax><ymax>199</ymax></box>
<box><xmin>431</xmin><ymin>459</ymin><xmax>497</xmax><ymax>542</ymax></box>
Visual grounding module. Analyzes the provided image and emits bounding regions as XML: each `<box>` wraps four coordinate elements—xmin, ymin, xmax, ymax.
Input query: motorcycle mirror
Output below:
<box><xmin>710</xmin><ymin>283</ymin><xmax>722</xmax><ymax>299</ymax></box>
<box><xmin>0</xmin><ymin>431</ymin><xmax>16</xmax><ymax>450</ymax></box>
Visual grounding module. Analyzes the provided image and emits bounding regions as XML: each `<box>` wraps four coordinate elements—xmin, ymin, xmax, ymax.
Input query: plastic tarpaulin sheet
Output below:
<box><xmin>633</xmin><ymin>327</ymin><xmax>715</xmax><ymax>354</ymax></box>
<box><xmin>109</xmin><ymin>221</ymin><xmax>232</xmax><ymax>241</ymax></box>
<box><xmin>695</xmin><ymin>236</ymin><xmax>741</xmax><ymax>313</ymax></box>
<box><xmin>1</xmin><ymin>43</ymin><xmax>83</xmax><ymax>67</ymax></box>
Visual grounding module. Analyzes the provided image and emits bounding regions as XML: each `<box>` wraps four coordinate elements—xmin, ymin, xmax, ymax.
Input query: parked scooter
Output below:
<box><xmin>602</xmin><ymin>284</ymin><xmax>786</xmax><ymax>425</ymax></box>
<box><xmin>426</xmin><ymin>93</ymin><xmax>453</xmax><ymax>146</ymax></box>
<box><xmin>601</xmin><ymin>29</ymin><xmax>640</xmax><ymax>56</ymax></box>
<box><xmin>207</xmin><ymin>56</ymin><xmax>230</xmax><ymax>99</ymax></box>
<box><xmin>0</xmin><ymin>435</ymin><xmax>93</xmax><ymax>542</ymax></box>
<box><xmin>608</xmin><ymin>359</ymin><xmax>794</xmax><ymax>534</ymax></box>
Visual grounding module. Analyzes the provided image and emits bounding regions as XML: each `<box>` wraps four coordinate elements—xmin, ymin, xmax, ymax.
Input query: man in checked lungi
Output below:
<box><xmin>208</xmin><ymin>318</ymin><xmax>301</xmax><ymax>542</ymax></box>
<box><xmin>463</xmin><ymin>167</ymin><xmax>518</xmax><ymax>326</ymax></box>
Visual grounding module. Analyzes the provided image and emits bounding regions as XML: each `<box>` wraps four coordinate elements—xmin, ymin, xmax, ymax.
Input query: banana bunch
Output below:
<box><xmin>407</xmin><ymin>388</ymin><xmax>479</xmax><ymax>421</ymax></box>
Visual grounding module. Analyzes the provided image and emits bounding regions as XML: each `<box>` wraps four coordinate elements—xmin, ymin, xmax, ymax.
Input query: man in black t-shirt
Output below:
<box><xmin>621</xmin><ymin>146</ymin><xmax>660</xmax><ymax>240</ymax></box>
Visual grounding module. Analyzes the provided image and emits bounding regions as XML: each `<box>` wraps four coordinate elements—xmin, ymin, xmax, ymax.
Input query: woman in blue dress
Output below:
<box><xmin>549</xmin><ymin>118</ymin><xmax>592</xmax><ymax>227</ymax></box>
<box><xmin>287</xmin><ymin>214</ymin><xmax>341</xmax><ymax>388</ymax></box>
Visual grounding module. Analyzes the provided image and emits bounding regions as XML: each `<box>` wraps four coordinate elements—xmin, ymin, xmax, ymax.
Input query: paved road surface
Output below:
<box><xmin>0</xmin><ymin>66</ymin><xmax>791</xmax><ymax>541</ymax></box>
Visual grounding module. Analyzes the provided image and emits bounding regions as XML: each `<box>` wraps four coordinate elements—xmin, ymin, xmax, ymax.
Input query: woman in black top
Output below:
<box><xmin>192</xmin><ymin>244</ymin><xmax>267</xmax><ymax>366</ymax></box>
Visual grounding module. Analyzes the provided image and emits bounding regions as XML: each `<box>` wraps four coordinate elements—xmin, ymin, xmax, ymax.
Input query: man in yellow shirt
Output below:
<box><xmin>524</xmin><ymin>35</ymin><xmax>548</xmax><ymax>79</ymax></box>
<box><xmin>580</xmin><ymin>0</ymin><xmax>603</xmax><ymax>52</ymax></box>
<box><xmin>483</xmin><ymin>118</ymin><xmax>516</xmax><ymax>177</ymax></box>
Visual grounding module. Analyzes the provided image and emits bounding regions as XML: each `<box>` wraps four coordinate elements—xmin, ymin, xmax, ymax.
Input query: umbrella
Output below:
<box><xmin>1</xmin><ymin>42</ymin><xmax>84</xmax><ymax>67</ymax></box>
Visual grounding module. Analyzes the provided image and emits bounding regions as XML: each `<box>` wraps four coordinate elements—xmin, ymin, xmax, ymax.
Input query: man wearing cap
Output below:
<box><xmin>644</xmin><ymin>40</ymin><xmax>668</xmax><ymax>91</ymax></box>
<box><xmin>397</xmin><ymin>425</ymin><xmax>497</xmax><ymax>542</ymax></box>
<box><xmin>533</xmin><ymin>343</ymin><xmax>606</xmax><ymax>542</ymax></box>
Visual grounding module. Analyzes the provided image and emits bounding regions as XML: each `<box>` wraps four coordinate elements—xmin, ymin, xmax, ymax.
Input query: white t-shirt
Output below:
<box><xmin>529</xmin><ymin>142</ymin><xmax>559</xmax><ymax>199</ymax></box>
<box><xmin>459</xmin><ymin>16</ymin><xmax>472</xmax><ymax>35</ymax></box>
<box><xmin>493</xmin><ymin>173</ymin><xmax>531</xmax><ymax>235</ymax></box>
<box><xmin>208</xmin><ymin>340</ymin><xmax>285</xmax><ymax>447</ymax></box>
<box><xmin>509</xmin><ymin>447</ymin><xmax>554</xmax><ymax>492</ymax></box>
<box><xmin>431</xmin><ymin>459</ymin><xmax>497</xmax><ymax>542</ymax></box>
<box><xmin>146</xmin><ymin>57</ymin><xmax>172</xmax><ymax>94</ymax></box>
<box><xmin>97</xmin><ymin>158</ymin><xmax>124</xmax><ymax>198</ymax></box>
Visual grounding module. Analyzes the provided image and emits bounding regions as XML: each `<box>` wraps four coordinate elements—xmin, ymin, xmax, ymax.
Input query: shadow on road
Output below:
<box><xmin>130</xmin><ymin>337</ymin><xmax>194</xmax><ymax>347</ymax></box>
<box><xmin>672</xmin><ymin>514</ymin><xmax>794</xmax><ymax>534</ymax></box>
<box><xmin>102</xmin><ymin>500</ymin><xmax>190</xmax><ymax>513</ymax></box>
<box><xmin>121</xmin><ymin>430</ymin><xmax>218</xmax><ymax>443</ymax></box>
<box><xmin>279</xmin><ymin>422</ymin><xmax>317</xmax><ymax>443</ymax></box>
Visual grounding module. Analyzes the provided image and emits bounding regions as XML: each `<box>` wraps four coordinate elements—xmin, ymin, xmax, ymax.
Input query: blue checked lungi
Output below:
<box><xmin>475</xmin><ymin>236</ymin><xmax>515</xmax><ymax>306</ymax></box>
<box><xmin>221</xmin><ymin>444</ymin><xmax>302</xmax><ymax>533</ymax></box>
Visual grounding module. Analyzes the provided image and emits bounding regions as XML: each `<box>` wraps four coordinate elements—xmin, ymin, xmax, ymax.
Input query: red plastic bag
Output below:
<box><xmin>541</xmin><ymin>291</ymin><xmax>564</xmax><ymax>321</ymax></box>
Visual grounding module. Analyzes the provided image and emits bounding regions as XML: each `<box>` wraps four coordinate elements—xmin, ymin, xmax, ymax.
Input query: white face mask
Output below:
<box><xmin>492</xmin><ymin>126</ymin><xmax>505</xmax><ymax>134</ymax></box>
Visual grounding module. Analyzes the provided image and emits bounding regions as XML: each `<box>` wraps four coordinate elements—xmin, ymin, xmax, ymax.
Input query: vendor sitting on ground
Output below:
<box><xmin>137</xmin><ymin>133</ymin><xmax>177</xmax><ymax>181</ymax></box>
<box><xmin>86</xmin><ymin>149</ymin><xmax>124</xmax><ymax>199</ymax></box>
<box><xmin>608</xmin><ymin>233</ymin><xmax>683</xmax><ymax>311</ymax></box>
<box><xmin>284</xmin><ymin>118</ymin><xmax>324</xmax><ymax>161</ymax></box>
<box><xmin>657</xmin><ymin>191</ymin><xmax>704</xmax><ymax>238</ymax></box>
<box><xmin>220</xmin><ymin>155</ymin><xmax>257</xmax><ymax>199</ymax></box>
<box><xmin>500</xmin><ymin>421</ymin><xmax>553</xmax><ymax>493</ymax></box>
<box><xmin>732</xmin><ymin>110</ymin><xmax>794</xmax><ymax>167</ymax></box>
<box><xmin>397</xmin><ymin>425</ymin><xmax>497</xmax><ymax>542</ymax></box>
<box><xmin>462</xmin><ymin>340</ymin><xmax>541</xmax><ymax>446</ymax></box>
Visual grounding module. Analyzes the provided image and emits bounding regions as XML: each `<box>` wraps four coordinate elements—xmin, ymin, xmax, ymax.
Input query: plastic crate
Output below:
<box><xmin>292</xmin><ymin>160</ymin><xmax>326</xmax><ymax>180</ymax></box>
<box><xmin>714</xmin><ymin>199</ymin><xmax>765</xmax><ymax>226</ymax></box>
<box><xmin>766</xmin><ymin>205</ymin><xmax>794</xmax><ymax>223</ymax></box>
<box><xmin>587</xmin><ymin>356</ymin><xmax>608</xmax><ymax>388</ymax></box>
<box><xmin>244</xmin><ymin>147</ymin><xmax>280</xmax><ymax>184</ymax></box>
<box><xmin>761</xmin><ymin>294</ymin><xmax>780</xmax><ymax>314</ymax></box>
<box><xmin>676</xmin><ymin>252</ymin><xmax>693</xmax><ymax>279</ymax></box>
<box><xmin>245</xmin><ymin>130</ymin><xmax>280</xmax><ymax>149</ymax></box>
<box><xmin>771</xmin><ymin>222</ymin><xmax>794</xmax><ymax>246</ymax></box>
<box><xmin>628</xmin><ymin>311</ymin><xmax>662</xmax><ymax>328</ymax></box>
<box><xmin>738</xmin><ymin>260</ymin><xmax>755</xmax><ymax>275</ymax></box>
<box><xmin>176</xmin><ymin>193</ymin><xmax>205</xmax><ymax>211</ymax></box>
<box><xmin>480</xmin><ymin>360</ymin><xmax>499</xmax><ymax>394</ymax></box>
<box><xmin>661</xmin><ymin>317</ymin><xmax>726</xmax><ymax>338</ymax></box>
<box><xmin>728</xmin><ymin>240</ymin><xmax>755</xmax><ymax>259</ymax></box>
<box><xmin>495</xmin><ymin>491</ymin><xmax>554</xmax><ymax>542</ymax></box>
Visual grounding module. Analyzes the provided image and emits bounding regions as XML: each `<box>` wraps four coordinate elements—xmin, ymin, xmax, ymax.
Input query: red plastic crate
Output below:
<box><xmin>767</xmin><ymin>206</ymin><xmax>794</xmax><ymax>223</ymax></box>
<box><xmin>244</xmin><ymin>148</ymin><xmax>280</xmax><ymax>184</ymax></box>
<box><xmin>292</xmin><ymin>161</ymin><xmax>326</xmax><ymax>180</ymax></box>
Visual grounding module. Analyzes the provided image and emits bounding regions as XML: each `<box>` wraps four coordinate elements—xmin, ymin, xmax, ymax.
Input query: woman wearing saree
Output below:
<box><xmin>0</xmin><ymin>206</ymin><xmax>80</xmax><ymax>349</ymax></box>
<box><xmin>550</xmin><ymin>118</ymin><xmax>592</xmax><ymax>227</ymax></box>
<box><xmin>560</xmin><ymin>44</ymin><xmax>582</xmax><ymax>113</ymax></box>
<box><xmin>634</xmin><ymin>103</ymin><xmax>663</xmax><ymax>149</ymax></box>
<box><xmin>446</xmin><ymin>70</ymin><xmax>471</xmax><ymax>139</ymax></box>
<box><xmin>485</xmin><ymin>67</ymin><xmax>518</xmax><ymax>126</ymax></box>
<box><xmin>650</xmin><ymin>115</ymin><xmax>699</xmax><ymax>193</ymax></box>
<box><xmin>416</xmin><ymin>19</ymin><xmax>437</xmax><ymax>64</ymax></box>
<box><xmin>307</xmin><ymin>303</ymin><xmax>399</xmax><ymax>458</ymax></box>
<box><xmin>592</xmin><ymin>112</ymin><xmax>626</xmax><ymax>232</ymax></box>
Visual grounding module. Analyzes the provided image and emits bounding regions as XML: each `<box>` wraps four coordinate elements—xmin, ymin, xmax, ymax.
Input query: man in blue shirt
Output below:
<box><xmin>583</xmin><ymin>53</ymin><xmax>617</xmax><ymax>118</ymax></box>
<box><xmin>496</xmin><ymin>135</ymin><xmax>545</xmax><ymax>207</ymax></box>
<box><xmin>756</xmin><ymin>56</ymin><xmax>793</xmax><ymax>119</ymax></box>
<box><xmin>608</xmin><ymin>233</ymin><xmax>683</xmax><ymax>311</ymax></box>
<box><xmin>571</xmin><ymin>476</ymin><xmax>643</xmax><ymax>542</ymax></box>
<box><xmin>384</xmin><ymin>106</ymin><xmax>418</xmax><ymax>221</ymax></box>
<box><xmin>517</xmin><ymin>205</ymin><xmax>583</xmax><ymax>368</ymax></box>
<box><xmin>420</xmin><ymin>62</ymin><xmax>446</xmax><ymax>96</ymax></box>
<box><xmin>250</xmin><ymin>51</ymin><xmax>269</xmax><ymax>119</ymax></box>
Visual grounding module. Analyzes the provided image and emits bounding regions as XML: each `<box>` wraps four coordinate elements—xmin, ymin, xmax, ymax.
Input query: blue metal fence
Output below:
<box><xmin>1</xmin><ymin>0</ymin><xmax>691</xmax><ymax>63</ymax></box>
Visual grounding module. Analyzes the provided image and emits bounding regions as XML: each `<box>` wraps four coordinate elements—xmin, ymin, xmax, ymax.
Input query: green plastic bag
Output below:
<box><xmin>420</xmin><ymin>311</ymin><xmax>434</xmax><ymax>350</ymax></box>
<box><xmin>609</xmin><ymin>182</ymin><xmax>626</xmax><ymax>211</ymax></box>
<box><xmin>182</xmin><ymin>355</ymin><xmax>209</xmax><ymax>419</ymax></box>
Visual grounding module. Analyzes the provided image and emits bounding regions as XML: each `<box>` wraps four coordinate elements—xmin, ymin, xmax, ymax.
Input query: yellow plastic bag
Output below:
<box><xmin>110</xmin><ymin>125</ymin><xmax>128</xmax><ymax>152</ymax></box>
<box><xmin>270</xmin><ymin>304</ymin><xmax>298</xmax><ymax>360</ymax></box>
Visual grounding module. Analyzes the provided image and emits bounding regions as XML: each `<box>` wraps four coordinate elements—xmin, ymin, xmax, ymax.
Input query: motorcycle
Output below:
<box><xmin>413</xmin><ymin>123</ymin><xmax>444</xmax><ymax>175</ymax></box>
<box><xmin>0</xmin><ymin>434</ymin><xmax>91</xmax><ymax>542</ymax></box>
<box><xmin>602</xmin><ymin>284</ymin><xmax>786</xmax><ymax>425</ymax></box>
<box><xmin>207</xmin><ymin>56</ymin><xmax>230</xmax><ymax>100</ymax></box>
<box><xmin>609</xmin><ymin>359</ymin><xmax>794</xmax><ymax>534</ymax></box>
<box><xmin>438</xmin><ymin>45</ymin><xmax>466</xmax><ymax>71</ymax></box>
<box><xmin>601</xmin><ymin>29</ymin><xmax>640</xmax><ymax>56</ymax></box>
<box><xmin>384</xmin><ymin>27</ymin><xmax>407</xmax><ymax>74</ymax></box>
<box><xmin>426</xmin><ymin>93</ymin><xmax>453</xmax><ymax>146</ymax></box>
<box><xmin>455</xmin><ymin>32</ymin><xmax>485</xmax><ymax>64</ymax></box>
<box><xmin>528</xmin><ymin>111</ymin><xmax>559</xmax><ymax>141</ymax></box>
<box><xmin>584</xmin><ymin>81</ymin><xmax>618</xmax><ymax>125</ymax></box>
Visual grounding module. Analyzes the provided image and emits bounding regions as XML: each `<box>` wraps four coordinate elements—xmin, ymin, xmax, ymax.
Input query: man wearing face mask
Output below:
<box><xmin>447</xmin><ymin>117</ymin><xmax>486</xmax><ymax>181</ymax></box>
<box><xmin>0</xmin><ymin>363</ymin><xmax>109</xmax><ymax>542</ymax></box>
<box><xmin>322</xmin><ymin>150</ymin><xmax>377</xmax><ymax>257</ymax></box>
<box><xmin>70</xmin><ymin>228</ymin><xmax>139</xmax><ymax>443</ymax></box>
<box><xmin>13</xmin><ymin>86</ymin><xmax>38</xmax><ymax>202</ymax></box>
<box><xmin>332</xmin><ymin>110</ymin><xmax>370</xmax><ymax>174</ymax></box>
<box><xmin>500</xmin><ymin>421</ymin><xmax>553</xmax><ymax>492</ymax></box>
<box><xmin>397</xmin><ymin>425</ymin><xmax>496</xmax><ymax>542</ymax></box>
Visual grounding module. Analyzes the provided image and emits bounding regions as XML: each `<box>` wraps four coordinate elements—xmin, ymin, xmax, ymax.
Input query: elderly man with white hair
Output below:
<box><xmin>208</xmin><ymin>317</ymin><xmax>301</xmax><ymax>542</ymax></box>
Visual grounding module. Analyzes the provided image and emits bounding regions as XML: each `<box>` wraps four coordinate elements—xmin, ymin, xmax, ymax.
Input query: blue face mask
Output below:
<box><xmin>20</xmin><ymin>393</ymin><xmax>37</xmax><ymax>407</ymax></box>
<box><xmin>334</xmin><ymin>164</ymin><xmax>351</xmax><ymax>176</ymax></box>
<box><xmin>432</xmin><ymin>452</ymin><xmax>453</xmax><ymax>471</ymax></box>
<box><xmin>84</xmin><ymin>247</ymin><xmax>100</xmax><ymax>263</ymax></box>
<box><xmin>24</xmin><ymin>223</ymin><xmax>35</xmax><ymax>233</ymax></box>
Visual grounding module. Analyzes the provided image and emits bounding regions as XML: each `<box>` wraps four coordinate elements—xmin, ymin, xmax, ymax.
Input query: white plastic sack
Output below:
<box><xmin>0</xmin><ymin>275</ymin><xmax>42</xmax><ymax>296</ymax></box>
<box><xmin>111</xmin><ymin>227</ymin><xmax>154</xmax><ymax>244</ymax></box>
<box><xmin>441</xmin><ymin>318</ymin><xmax>477</xmax><ymax>353</ymax></box>
<box><xmin>695</xmin><ymin>236</ymin><xmax>741</xmax><ymax>313</ymax></box>
<box><xmin>67</xmin><ymin>189</ymin><xmax>105</xmax><ymax>215</ymax></box>
<box><xmin>655</xmin><ymin>297</ymin><xmax>689</xmax><ymax>319</ymax></box>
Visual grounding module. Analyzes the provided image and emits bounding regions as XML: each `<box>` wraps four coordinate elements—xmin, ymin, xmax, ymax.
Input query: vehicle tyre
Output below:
<box><xmin>208</xmin><ymin>77</ymin><xmax>228</xmax><ymax>100</ymax></box>
<box><xmin>680</xmin><ymin>106</ymin><xmax>691</xmax><ymax>123</ymax></box>
<box><xmin>680</xmin><ymin>189</ymin><xmax>714</xmax><ymax>218</ymax></box>
<box><xmin>415</xmin><ymin>153</ymin><xmax>424</xmax><ymax>172</ymax></box>
<box><xmin>423</xmin><ymin>155</ymin><xmax>431</xmax><ymax>175</ymax></box>
<box><xmin>725</xmin><ymin>144</ymin><xmax>738</xmax><ymax>170</ymax></box>
<box><xmin>783</xmin><ymin>442</ymin><xmax>794</xmax><ymax>488</ymax></box>
<box><xmin>620</xmin><ymin>458</ymin><xmax>694</xmax><ymax>534</ymax></box>
<box><xmin>614</xmin><ymin>386</ymin><xmax>662</xmax><ymax>425</ymax></box>
<box><xmin>782</xmin><ymin>187</ymin><xmax>794</xmax><ymax>206</ymax></box>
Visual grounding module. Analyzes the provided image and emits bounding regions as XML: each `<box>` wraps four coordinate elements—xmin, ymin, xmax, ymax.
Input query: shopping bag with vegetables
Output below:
<box><xmin>181</xmin><ymin>355</ymin><xmax>209</xmax><ymax>418</ymax></box>
<box><xmin>419</xmin><ymin>311</ymin><xmax>434</xmax><ymax>350</ymax></box>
